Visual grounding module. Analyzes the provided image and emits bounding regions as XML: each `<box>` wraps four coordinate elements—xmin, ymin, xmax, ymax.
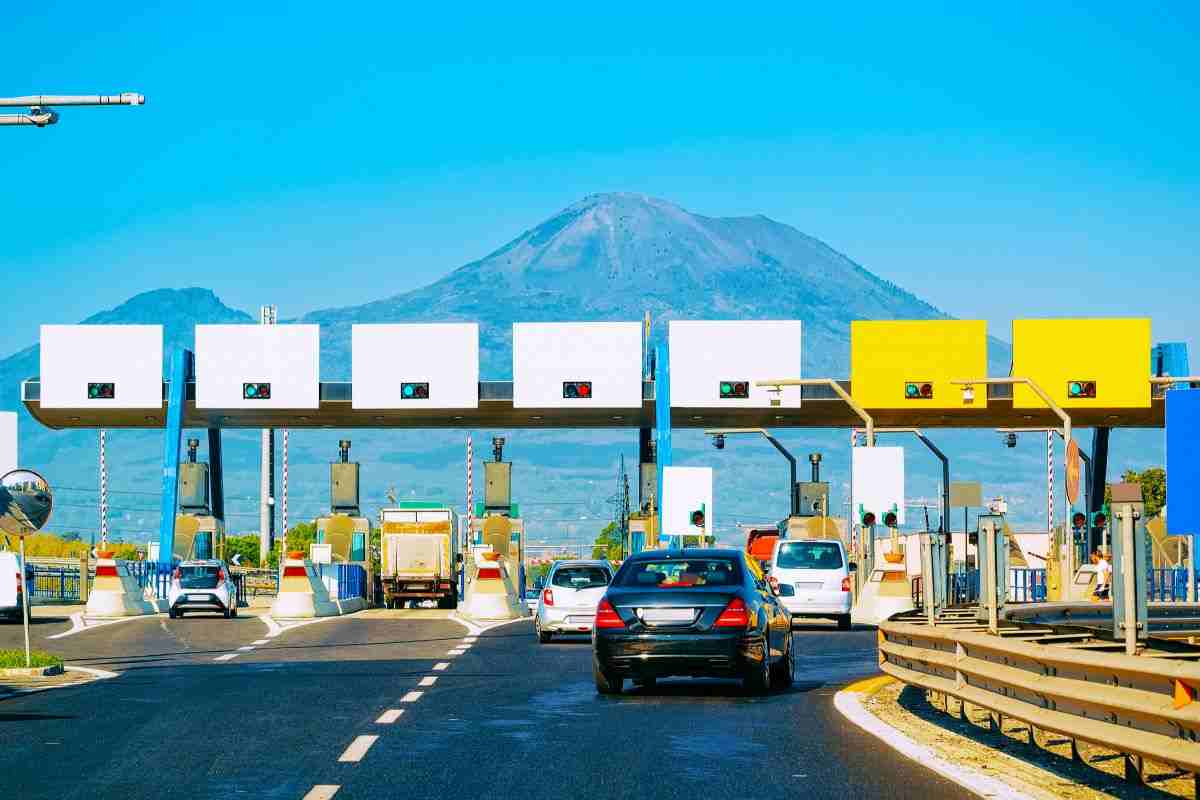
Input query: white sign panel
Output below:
<box><xmin>352</xmin><ymin>323</ymin><xmax>479</xmax><ymax>409</ymax></box>
<box><xmin>0</xmin><ymin>413</ymin><xmax>15</xmax><ymax>476</ymax></box>
<box><xmin>512</xmin><ymin>322</ymin><xmax>643</xmax><ymax>409</ymax></box>
<box><xmin>851</xmin><ymin>446</ymin><xmax>906</xmax><ymax>526</ymax></box>
<box><xmin>40</xmin><ymin>325</ymin><xmax>163</xmax><ymax>409</ymax></box>
<box><xmin>668</xmin><ymin>320</ymin><xmax>802</xmax><ymax>408</ymax></box>
<box><xmin>310</xmin><ymin>543</ymin><xmax>333</xmax><ymax>565</ymax></box>
<box><xmin>195</xmin><ymin>325</ymin><xmax>320</xmax><ymax>409</ymax></box>
<box><xmin>662</xmin><ymin>466</ymin><xmax>713</xmax><ymax>538</ymax></box>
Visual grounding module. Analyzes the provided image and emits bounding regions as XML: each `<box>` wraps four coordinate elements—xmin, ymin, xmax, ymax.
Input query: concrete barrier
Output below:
<box><xmin>270</xmin><ymin>555</ymin><xmax>340</xmax><ymax>619</ymax></box>
<box><xmin>461</xmin><ymin>551</ymin><xmax>524</xmax><ymax>620</ymax></box>
<box><xmin>84</xmin><ymin>553</ymin><xmax>157</xmax><ymax>618</ymax></box>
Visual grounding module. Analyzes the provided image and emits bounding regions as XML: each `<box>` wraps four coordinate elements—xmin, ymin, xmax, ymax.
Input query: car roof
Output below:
<box><xmin>550</xmin><ymin>559</ymin><xmax>611</xmax><ymax>569</ymax></box>
<box><xmin>179</xmin><ymin>559</ymin><xmax>224</xmax><ymax>566</ymax></box>
<box><xmin>626</xmin><ymin>548</ymin><xmax>743</xmax><ymax>560</ymax></box>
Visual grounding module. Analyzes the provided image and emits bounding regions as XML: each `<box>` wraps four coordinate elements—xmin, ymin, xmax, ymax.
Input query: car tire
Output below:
<box><xmin>177</xmin><ymin>609</ymin><xmax>185</xmax><ymax>618</ymax></box>
<box><xmin>223</xmin><ymin>605</ymin><xmax>232</xmax><ymax>619</ymax></box>
<box><xmin>231</xmin><ymin>604</ymin><xmax>239</xmax><ymax>618</ymax></box>
<box><xmin>593</xmin><ymin>658</ymin><xmax>623</xmax><ymax>695</ymax></box>
<box><xmin>743</xmin><ymin>637</ymin><xmax>772</xmax><ymax>695</ymax></box>
<box><xmin>837</xmin><ymin>614</ymin><xmax>852</xmax><ymax>631</ymax></box>
<box><xmin>538</xmin><ymin>629</ymin><xmax>552</xmax><ymax>644</ymax></box>
<box><xmin>771</xmin><ymin>632</ymin><xmax>794</xmax><ymax>689</ymax></box>
<box><xmin>168</xmin><ymin>608</ymin><xmax>177</xmax><ymax>619</ymax></box>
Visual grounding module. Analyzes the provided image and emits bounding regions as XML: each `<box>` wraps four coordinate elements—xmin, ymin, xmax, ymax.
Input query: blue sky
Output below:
<box><xmin>3</xmin><ymin>3</ymin><xmax>1197</xmax><ymax>363</ymax></box>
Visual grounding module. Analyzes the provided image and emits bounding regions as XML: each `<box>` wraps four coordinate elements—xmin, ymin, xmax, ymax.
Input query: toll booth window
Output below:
<box><xmin>350</xmin><ymin>533</ymin><xmax>366</xmax><ymax>562</ymax></box>
<box><xmin>776</xmin><ymin>541</ymin><xmax>843</xmax><ymax>570</ymax></box>
<box><xmin>551</xmin><ymin>567</ymin><xmax>611</xmax><ymax>589</ymax></box>
<box><xmin>1074</xmin><ymin>570</ymin><xmax>1095</xmax><ymax>585</ymax></box>
<box><xmin>616</xmin><ymin>559</ymin><xmax>741</xmax><ymax>588</ymax></box>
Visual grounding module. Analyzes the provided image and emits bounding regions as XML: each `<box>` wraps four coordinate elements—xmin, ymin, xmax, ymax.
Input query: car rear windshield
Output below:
<box><xmin>179</xmin><ymin>566</ymin><xmax>221</xmax><ymax>589</ymax></box>
<box><xmin>775</xmin><ymin>541</ymin><xmax>843</xmax><ymax>570</ymax></box>
<box><xmin>615</xmin><ymin>558</ymin><xmax>741</xmax><ymax>588</ymax></box>
<box><xmin>551</xmin><ymin>566</ymin><xmax>611</xmax><ymax>589</ymax></box>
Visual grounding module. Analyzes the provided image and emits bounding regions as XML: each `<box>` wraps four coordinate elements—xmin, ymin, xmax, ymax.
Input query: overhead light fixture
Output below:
<box><xmin>960</xmin><ymin>384</ymin><xmax>975</xmax><ymax>403</ymax></box>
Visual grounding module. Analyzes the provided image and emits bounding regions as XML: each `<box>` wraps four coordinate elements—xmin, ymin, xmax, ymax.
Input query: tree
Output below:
<box><xmin>1104</xmin><ymin>467</ymin><xmax>1166</xmax><ymax>519</ymax></box>
<box><xmin>225</xmin><ymin>535</ymin><xmax>262</xmax><ymax>567</ymax></box>
<box><xmin>268</xmin><ymin>521</ymin><xmax>318</xmax><ymax>569</ymax></box>
<box><xmin>591</xmin><ymin>522</ymin><xmax>622</xmax><ymax>561</ymax></box>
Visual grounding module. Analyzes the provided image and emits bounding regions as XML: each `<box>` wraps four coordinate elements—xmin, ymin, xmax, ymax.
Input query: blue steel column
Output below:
<box><xmin>654</xmin><ymin>343</ymin><xmax>672</xmax><ymax>547</ymax></box>
<box><xmin>207</xmin><ymin>428</ymin><xmax>224</xmax><ymax>522</ymax></box>
<box><xmin>158</xmin><ymin>349</ymin><xmax>192</xmax><ymax>564</ymax></box>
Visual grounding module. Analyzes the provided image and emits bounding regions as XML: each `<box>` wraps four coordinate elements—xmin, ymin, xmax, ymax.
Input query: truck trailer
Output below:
<box><xmin>379</xmin><ymin>503</ymin><xmax>461</xmax><ymax>609</ymax></box>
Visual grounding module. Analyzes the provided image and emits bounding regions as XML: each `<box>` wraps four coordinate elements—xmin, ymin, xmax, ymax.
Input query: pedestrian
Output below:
<box><xmin>1093</xmin><ymin>549</ymin><xmax>1111</xmax><ymax>600</ymax></box>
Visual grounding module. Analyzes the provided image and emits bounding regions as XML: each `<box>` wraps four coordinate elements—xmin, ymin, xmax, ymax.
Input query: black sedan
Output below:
<box><xmin>591</xmin><ymin>548</ymin><xmax>794</xmax><ymax>694</ymax></box>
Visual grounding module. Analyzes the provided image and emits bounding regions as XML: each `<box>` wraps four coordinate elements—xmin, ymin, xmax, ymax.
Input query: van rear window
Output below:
<box><xmin>776</xmin><ymin>542</ymin><xmax>843</xmax><ymax>570</ymax></box>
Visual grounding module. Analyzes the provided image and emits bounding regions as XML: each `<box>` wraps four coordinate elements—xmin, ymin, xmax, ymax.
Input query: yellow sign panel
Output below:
<box><xmin>1012</xmin><ymin>318</ymin><xmax>1150</xmax><ymax>409</ymax></box>
<box><xmin>851</xmin><ymin>320</ymin><xmax>988</xmax><ymax>409</ymax></box>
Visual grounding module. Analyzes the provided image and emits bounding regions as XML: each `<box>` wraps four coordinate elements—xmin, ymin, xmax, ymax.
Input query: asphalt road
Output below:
<box><xmin>0</xmin><ymin>612</ymin><xmax>969</xmax><ymax>800</ymax></box>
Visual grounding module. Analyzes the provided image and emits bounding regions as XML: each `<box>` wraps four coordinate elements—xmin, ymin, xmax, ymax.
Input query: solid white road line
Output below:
<box><xmin>376</xmin><ymin>709</ymin><xmax>404</xmax><ymax>724</ymax></box>
<box><xmin>47</xmin><ymin>612</ymin><xmax>155</xmax><ymax>640</ymax></box>
<box><xmin>64</xmin><ymin>665</ymin><xmax>120</xmax><ymax>679</ymax></box>
<box><xmin>251</xmin><ymin>639</ymin><xmax>269</xmax><ymax>645</ymax></box>
<box><xmin>213</xmin><ymin>653</ymin><xmax>238</xmax><ymax>662</ymax></box>
<box><xmin>447</xmin><ymin>649</ymin><xmax>465</xmax><ymax>656</ymax></box>
<box><xmin>433</xmin><ymin>662</ymin><xmax>450</xmax><ymax>671</ymax></box>
<box><xmin>237</xmin><ymin>646</ymin><xmax>256</xmax><ymax>652</ymax></box>
<box><xmin>302</xmin><ymin>785</ymin><xmax>340</xmax><ymax>799</ymax></box>
<box><xmin>833</xmin><ymin>688</ymin><xmax>1034</xmax><ymax>800</ymax></box>
<box><xmin>418</xmin><ymin>676</ymin><xmax>437</xmax><ymax>687</ymax></box>
<box><xmin>401</xmin><ymin>691</ymin><xmax>424</xmax><ymax>703</ymax></box>
<box><xmin>337</xmin><ymin>735</ymin><xmax>379</xmax><ymax>763</ymax></box>
<box><xmin>463</xmin><ymin>636</ymin><xmax>478</xmax><ymax>642</ymax></box>
<box><xmin>457</xmin><ymin>643</ymin><xmax>473</xmax><ymax>649</ymax></box>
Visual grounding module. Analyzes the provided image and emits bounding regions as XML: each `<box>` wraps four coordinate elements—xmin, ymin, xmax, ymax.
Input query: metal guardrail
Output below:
<box><xmin>880</xmin><ymin>614</ymin><xmax>1200</xmax><ymax>779</ymax></box>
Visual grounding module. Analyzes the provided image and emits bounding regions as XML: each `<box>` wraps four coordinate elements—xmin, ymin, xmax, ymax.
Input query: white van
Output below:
<box><xmin>0</xmin><ymin>551</ymin><xmax>32</xmax><ymax>622</ymax></box>
<box><xmin>768</xmin><ymin>538</ymin><xmax>853</xmax><ymax>630</ymax></box>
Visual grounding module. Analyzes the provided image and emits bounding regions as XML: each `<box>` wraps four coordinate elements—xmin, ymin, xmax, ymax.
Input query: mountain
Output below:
<box><xmin>0</xmin><ymin>195</ymin><xmax>1158</xmax><ymax>545</ymax></box>
<box><xmin>301</xmin><ymin>192</ymin><xmax>1001</xmax><ymax>378</ymax></box>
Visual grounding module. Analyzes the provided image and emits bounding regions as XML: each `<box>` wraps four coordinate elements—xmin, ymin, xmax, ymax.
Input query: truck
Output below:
<box><xmin>378</xmin><ymin>503</ymin><xmax>461</xmax><ymax>609</ymax></box>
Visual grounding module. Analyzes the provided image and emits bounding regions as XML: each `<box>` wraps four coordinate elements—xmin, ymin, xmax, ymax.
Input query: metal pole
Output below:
<box><xmin>756</xmin><ymin>378</ymin><xmax>875</xmax><ymax>445</ymax></box>
<box><xmin>1189</xmin><ymin>536</ymin><xmax>1197</xmax><ymax>603</ymax></box>
<box><xmin>761</xmin><ymin>432</ymin><xmax>799</xmax><ymax>516</ymax></box>
<box><xmin>1047</xmin><ymin>431</ymin><xmax>1054</xmax><ymax>534</ymax></box>
<box><xmin>1121</xmin><ymin>506</ymin><xmax>1137</xmax><ymax>656</ymax></box>
<box><xmin>19</xmin><ymin>534</ymin><xmax>30</xmax><ymax>668</ymax></box>
<box><xmin>281</xmin><ymin>430</ymin><xmax>289</xmax><ymax>559</ymax></box>
<box><xmin>98</xmin><ymin>430</ymin><xmax>108</xmax><ymax>548</ymax></box>
<box><xmin>984</xmin><ymin>521</ymin><xmax>998</xmax><ymax>635</ymax></box>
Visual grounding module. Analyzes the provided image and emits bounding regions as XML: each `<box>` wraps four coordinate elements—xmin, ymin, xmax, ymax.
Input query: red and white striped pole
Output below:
<box><xmin>1047</xmin><ymin>430</ymin><xmax>1054</xmax><ymax>533</ymax></box>
<box><xmin>281</xmin><ymin>429</ymin><xmax>289</xmax><ymax>558</ymax></box>
<box><xmin>98</xmin><ymin>430</ymin><xmax>108</xmax><ymax>548</ymax></box>
<box><xmin>466</xmin><ymin>434</ymin><xmax>473</xmax><ymax>543</ymax></box>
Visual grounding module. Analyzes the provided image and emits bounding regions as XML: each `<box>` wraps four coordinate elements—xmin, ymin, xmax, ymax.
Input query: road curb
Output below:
<box><xmin>834</xmin><ymin>676</ymin><xmax>1034</xmax><ymax>800</ymax></box>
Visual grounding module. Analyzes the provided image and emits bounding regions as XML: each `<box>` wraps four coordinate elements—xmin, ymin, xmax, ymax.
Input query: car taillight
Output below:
<box><xmin>714</xmin><ymin>597</ymin><xmax>750</xmax><ymax>628</ymax></box>
<box><xmin>216</xmin><ymin>568</ymin><xmax>225</xmax><ymax>583</ymax></box>
<box><xmin>841</xmin><ymin>576</ymin><xmax>852</xmax><ymax>593</ymax></box>
<box><xmin>595</xmin><ymin>598</ymin><xmax>624</xmax><ymax>629</ymax></box>
<box><xmin>542</xmin><ymin>588</ymin><xmax>554</xmax><ymax>607</ymax></box>
<box><xmin>173</xmin><ymin>567</ymin><xmax>181</xmax><ymax>581</ymax></box>
<box><xmin>15</xmin><ymin>573</ymin><xmax>22</xmax><ymax>594</ymax></box>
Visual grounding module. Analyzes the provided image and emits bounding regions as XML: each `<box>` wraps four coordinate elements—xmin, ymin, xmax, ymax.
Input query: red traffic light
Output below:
<box><xmin>719</xmin><ymin>381</ymin><xmax>750</xmax><ymax>399</ymax></box>
<box><xmin>882</xmin><ymin>511</ymin><xmax>898</xmax><ymax>528</ymax></box>
<box><xmin>861</xmin><ymin>511</ymin><xmax>876</xmax><ymax>526</ymax></box>
<box><xmin>87</xmin><ymin>382</ymin><xmax>116</xmax><ymax>399</ymax></box>
<box><xmin>1071</xmin><ymin>512</ymin><xmax>1087</xmax><ymax>529</ymax></box>
<box><xmin>904</xmin><ymin>381</ymin><xmax>934</xmax><ymax>400</ymax></box>
<box><xmin>690</xmin><ymin>510</ymin><xmax>705</xmax><ymax>528</ymax></box>
<box><xmin>563</xmin><ymin>381</ymin><xmax>592</xmax><ymax>399</ymax></box>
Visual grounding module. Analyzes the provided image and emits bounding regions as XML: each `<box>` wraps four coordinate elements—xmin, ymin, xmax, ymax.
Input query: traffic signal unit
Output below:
<box><xmin>400</xmin><ymin>382</ymin><xmax>430</xmax><ymax>400</ymax></box>
<box><xmin>719</xmin><ymin>380</ymin><xmax>750</xmax><ymax>399</ymax></box>
<box><xmin>904</xmin><ymin>381</ymin><xmax>934</xmax><ymax>400</ymax></box>
<box><xmin>690</xmin><ymin>504</ymin><xmax>706</xmax><ymax>529</ymax></box>
<box><xmin>1067</xmin><ymin>380</ymin><xmax>1097</xmax><ymax>399</ymax></box>
<box><xmin>87</xmin><ymin>382</ymin><xmax>115</xmax><ymax>400</ymax></box>
<box><xmin>562</xmin><ymin>381</ymin><xmax>592</xmax><ymax>399</ymax></box>
<box><xmin>242</xmin><ymin>382</ymin><xmax>272</xmax><ymax>400</ymax></box>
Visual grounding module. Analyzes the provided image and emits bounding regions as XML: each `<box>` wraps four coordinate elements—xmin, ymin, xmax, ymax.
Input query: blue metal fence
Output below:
<box><xmin>1009</xmin><ymin>568</ymin><xmax>1047</xmax><ymax>603</ymax></box>
<box><xmin>315</xmin><ymin>563</ymin><xmax>367</xmax><ymax>600</ymax></box>
<box><xmin>28</xmin><ymin>564</ymin><xmax>84</xmax><ymax>602</ymax></box>
<box><xmin>950</xmin><ymin>570</ymin><xmax>980</xmax><ymax>605</ymax></box>
<box><xmin>1149</xmin><ymin>568</ymin><xmax>1191</xmax><ymax>602</ymax></box>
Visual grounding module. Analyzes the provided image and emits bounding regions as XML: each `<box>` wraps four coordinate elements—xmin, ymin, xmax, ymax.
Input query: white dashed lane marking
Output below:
<box><xmin>213</xmin><ymin>653</ymin><xmax>238</xmax><ymax>662</ymax></box>
<box><xmin>401</xmin><ymin>691</ymin><xmax>424</xmax><ymax>703</ymax></box>
<box><xmin>376</xmin><ymin>709</ymin><xmax>404</xmax><ymax>724</ymax></box>
<box><xmin>463</xmin><ymin>636</ymin><xmax>478</xmax><ymax>643</ymax></box>
<box><xmin>337</xmin><ymin>735</ymin><xmax>378</xmax><ymax>763</ymax></box>
<box><xmin>418</xmin><ymin>676</ymin><xmax>437</xmax><ymax>687</ymax></box>
<box><xmin>433</xmin><ymin>662</ymin><xmax>450</xmax><ymax>671</ymax></box>
<box><xmin>302</xmin><ymin>785</ymin><xmax>339</xmax><ymax>799</ymax></box>
<box><xmin>237</xmin><ymin>646</ymin><xmax>256</xmax><ymax>652</ymax></box>
<box><xmin>251</xmin><ymin>639</ymin><xmax>269</xmax><ymax>645</ymax></box>
<box><xmin>447</xmin><ymin>649</ymin><xmax>465</xmax><ymax>656</ymax></box>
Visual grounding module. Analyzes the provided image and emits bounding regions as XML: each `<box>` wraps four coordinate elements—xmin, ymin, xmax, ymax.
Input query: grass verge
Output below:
<box><xmin>0</xmin><ymin>649</ymin><xmax>63</xmax><ymax>668</ymax></box>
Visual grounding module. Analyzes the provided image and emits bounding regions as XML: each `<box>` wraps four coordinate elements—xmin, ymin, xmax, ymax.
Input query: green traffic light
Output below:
<box><xmin>905</xmin><ymin>383</ymin><xmax>919</xmax><ymax>397</ymax></box>
<box><xmin>403</xmin><ymin>384</ymin><xmax>414</xmax><ymax>397</ymax></box>
<box><xmin>1069</xmin><ymin>382</ymin><xmax>1082</xmax><ymax>396</ymax></box>
<box><xmin>246</xmin><ymin>385</ymin><xmax>257</xmax><ymax>397</ymax></box>
<box><xmin>720</xmin><ymin>382</ymin><xmax>732</xmax><ymax>395</ymax></box>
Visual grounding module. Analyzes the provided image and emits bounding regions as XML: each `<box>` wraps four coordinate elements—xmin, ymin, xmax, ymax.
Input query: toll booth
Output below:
<box><xmin>313</xmin><ymin>440</ymin><xmax>370</xmax><ymax>563</ymax></box>
<box><xmin>174</xmin><ymin>438</ymin><xmax>225</xmax><ymax>561</ymax></box>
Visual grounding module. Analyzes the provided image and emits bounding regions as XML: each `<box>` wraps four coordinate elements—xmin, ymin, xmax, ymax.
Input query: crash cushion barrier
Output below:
<box><xmin>85</xmin><ymin>553</ymin><xmax>157</xmax><ymax>618</ymax></box>
<box><xmin>270</xmin><ymin>555</ymin><xmax>340</xmax><ymax>619</ymax></box>
<box><xmin>462</xmin><ymin>551</ymin><xmax>524</xmax><ymax>620</ymax></box>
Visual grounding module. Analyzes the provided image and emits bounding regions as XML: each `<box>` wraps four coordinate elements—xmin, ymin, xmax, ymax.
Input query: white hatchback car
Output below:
<box><xmin>535</xmin><ymin>560</ymin><xmax>613</xmax><ymax>643</ymax></box>
<box><xmin>168</xmin><ymin>560</ymin><xmax>238</xmax><ymax>619</ymax></box>
<box><xmin>768</xmin><ymin>538</ymin><xmax>853</xmax><ymax>630</ymax></box>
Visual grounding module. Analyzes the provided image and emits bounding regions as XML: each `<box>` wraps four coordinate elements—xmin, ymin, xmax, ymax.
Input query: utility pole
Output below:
<box><xmin>259</xmin><ymin>305</ymin><xmax>277</xmax><ymax>564</ymax></box>
<box><xmin>0</xmin><ymin>93</ymin><xmax>143</xmax><ymax>127</ymax></box>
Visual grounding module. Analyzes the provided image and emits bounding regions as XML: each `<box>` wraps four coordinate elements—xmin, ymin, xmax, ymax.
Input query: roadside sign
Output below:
<box><xmin>1065</xmin><ymin>439</ymin><xmax>1081</xmax><ymax>506</ymax></box>
<box><xmin>310</xmin><ymin>543</ymin><xmax>332</xmax><ymax>564</ymax></box>
<box><xmin>1166</xmin><ymin>389</ymin><xmax>1200</xmax><ymax>535</ymax></box>
<box><xmin>949</xmin><ymin>481</ymin><xmax>982</xmax><ymax>508</ymax></box>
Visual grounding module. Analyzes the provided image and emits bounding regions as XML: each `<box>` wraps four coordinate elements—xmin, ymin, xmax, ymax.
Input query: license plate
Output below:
<box><xmin>188</xmin><ymin>594</ymin><xmax>208</xmax><ymax>601</ymax></box>
<box><xmin>795</xmin><ymin>582</ymin><xmax>823</xmax><ymax>591</ymax></box>
<box><xmin>640</xmin><ymin>608</ymin><xmax>694</xmax><ymax>625</ymax></box>
<box><xmin>567</xmin><ymin>615</ymin><xmax>593</xmax><ymax>624</ymax></box>
<box><xmin>407</xmin><ymin>584</ymin><xmax>428</xmax><ymax>591</ymax></box>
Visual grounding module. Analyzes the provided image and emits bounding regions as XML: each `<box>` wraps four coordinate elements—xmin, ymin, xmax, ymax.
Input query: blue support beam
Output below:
<box><xmin>207</xmin><ymin>428</ymin><xmax>224</xmax><ymax>522</ymax></box>
<box><xmin>158</xmin><ymin>349</ymin><xmax>192</xmax><ymax>564</ymax></box>
<box><xmin>654</xmin><ymin>343</ymin><xmax>672</xmax><ymax>547</ymax></box>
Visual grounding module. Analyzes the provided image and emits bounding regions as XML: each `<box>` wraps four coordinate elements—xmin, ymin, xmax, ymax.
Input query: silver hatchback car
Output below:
<box><xmin>535</xmin><ymin>560</ymin><xmax>613</xmax><ymax>643</ymax></box>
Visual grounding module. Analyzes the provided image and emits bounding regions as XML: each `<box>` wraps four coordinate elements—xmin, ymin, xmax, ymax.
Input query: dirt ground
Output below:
<box><xmin>862</xmin><ymin>681</ymin><xmax>1196</xmax><ymax>800</ymax></box>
